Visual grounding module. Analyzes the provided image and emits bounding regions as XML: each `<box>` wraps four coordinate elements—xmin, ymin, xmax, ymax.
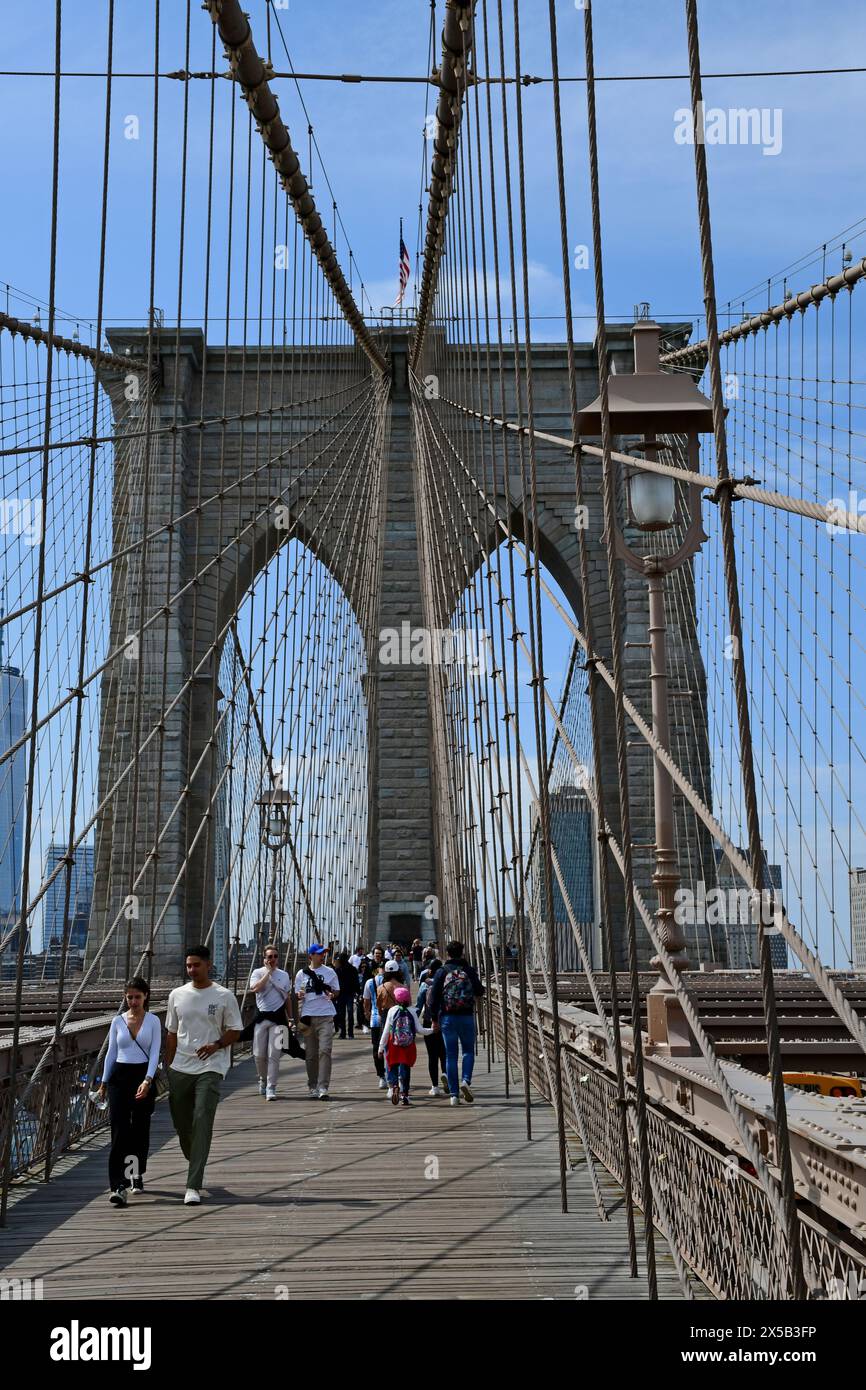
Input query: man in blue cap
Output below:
<box><xmin>294</xmin><ymin>944</ymin><xmax>339</xmax><ymax>1099</ymax></box>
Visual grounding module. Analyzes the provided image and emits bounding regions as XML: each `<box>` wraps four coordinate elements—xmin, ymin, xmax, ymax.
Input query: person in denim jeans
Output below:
<box><xmin>378</xmin><ymin>987</ymin><xmax>433</xmax><ymax>1106</ymax></box>
<box><xmin>427</xmin><ymin>940</ymin><xmax>484</xmax><ymax>1107</ymax></box>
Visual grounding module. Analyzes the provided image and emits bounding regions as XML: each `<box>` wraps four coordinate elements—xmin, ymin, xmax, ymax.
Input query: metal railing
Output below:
<box><xmin>491</xmin><ymin>981</ymin><xmax>866</xmax><ymax>1300</ymax></box>
<box><xmin>0</xmin><ymin>999</ymin><xmax>257</xmax><ymax>1185</ymax></box>
<box><xmin>0</xmin><ymin>1012</ymin><xmax>168</xmax><ymax>1183</ymax></box>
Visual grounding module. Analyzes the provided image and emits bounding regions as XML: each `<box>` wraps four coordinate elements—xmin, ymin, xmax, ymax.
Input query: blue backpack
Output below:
<box><xmin>391</xmin><ymin>1005</ymin><xmax>416</xmax><ymax>1048</ymax></box>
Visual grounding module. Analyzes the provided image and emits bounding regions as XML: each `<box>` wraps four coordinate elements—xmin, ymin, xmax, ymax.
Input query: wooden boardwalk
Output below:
<box><xmin>1</xmin><ymin>1036</ymin><xmax>694</xmax><ymax>1300</ymax></box>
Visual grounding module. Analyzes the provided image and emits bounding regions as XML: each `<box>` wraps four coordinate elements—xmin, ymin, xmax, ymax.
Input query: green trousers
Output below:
<box><xmin>167</xmin><ymin>1068</ymin><xmax>222</xmax><ymax>1191</ymax></box>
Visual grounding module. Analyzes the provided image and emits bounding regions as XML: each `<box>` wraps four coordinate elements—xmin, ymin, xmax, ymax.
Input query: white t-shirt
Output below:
<box><xmin>249</xmin><ymin>966</ymin><xmax>291</xmax><ymax>1013</ymax></box>
<box><xmin>166</xmin><ymin>982</ymin><xmax>243</xmax><ymax>1076</ymax></box>
<box><xmin>349</xmin><ymin>952</ymin><xmax>364</xmax><ymax>972</ymax></box>
<box><xmin>294</xmin><ymin>964</ymin><xmax>339</xmax><ymax>1018</ymax></box>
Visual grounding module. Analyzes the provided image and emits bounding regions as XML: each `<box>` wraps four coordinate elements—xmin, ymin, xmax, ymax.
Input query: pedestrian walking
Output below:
<box><xmin>378</xmin><ymin>986</ymin><xmax>433</xmax><ymax>1106</ymax></box>
<box><xmin>349</xmin><ymin>943</ymin><xmax>367</xmax><ymax>1031</ymax></box>
<box><xmin>376</xmin><ymin>958</ymin><xmax>403</xmax><ymax>1031</ymax></box>
<box><xmin>349</xmin><ymin>943</ymin><xmax>365</xmax><ymax>973</ymax></box>
<box><xmin>334</xmin><ymin>951</ymin><xmax>361</xmax><ymax>1039</ymax></box>
<box><xmin>248</xmin><ymin>943</ymin><xmax>291</xmax><ymax>1100</ymax></box>
<box><xmin>99</xmin><ymin>976</ymin><xmax>161</xmax><ymax>1206</ymax></box>
<box><xmin>428</xmin><ymin>940</ymin><xmax>485</xmax><ymax>1106</ymax></box>
<box><xmin>416</xmin><ymin>961</ymin><xmax>448</xmax><ymax>1097</ymax></box>
<box><xmin>362</xmin><ymin>956</ymin><xmax>388</xmax><ymax>1089</ymax></box>
<box><xmin>165</xmin><ymin>945</ymin><xmax>242</xmax><ymax>1205</ymax></box>
<box><xmin>409</xmin><ymin>938</ymin><xmax>424</xmax><ymax>982</ymax></box>
<box><xmin>391</xmin><ymin>947</ymin><xmax>412</xmax><ymax>989</ymax></box>
<box><xmin>294</xmin><ymin>943</ymin><xmax>340</xmax><ymax>1099</ymax></box>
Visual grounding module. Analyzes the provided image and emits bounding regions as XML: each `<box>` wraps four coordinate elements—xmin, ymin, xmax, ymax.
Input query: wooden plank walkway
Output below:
<box><xmin>0</xmin><ymin>1036</ymin><xmax>694</xmax><ymax>1300</ymax></box>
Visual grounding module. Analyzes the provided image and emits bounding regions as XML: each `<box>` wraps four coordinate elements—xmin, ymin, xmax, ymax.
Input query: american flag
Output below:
<box><xmin>394</xmin><ymin>224</ymin><xmax>411</xmax><ymax>306</ymax></box>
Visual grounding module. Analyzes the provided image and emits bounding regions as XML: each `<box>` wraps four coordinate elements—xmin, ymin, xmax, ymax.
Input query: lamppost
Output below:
<box><xmin>578</xmin><ymin>313</ymin><xmax>717</xmax><ymax>1054</ymax></box>
<box><xmin>256</xmin><ymin>786</ymin><xmax>294</xmax><ymax>953</ymax></box>
<box><xmin>255</xmin><ymin>782</ymin><xmax>318</xmax><ymax>959</ymax></box>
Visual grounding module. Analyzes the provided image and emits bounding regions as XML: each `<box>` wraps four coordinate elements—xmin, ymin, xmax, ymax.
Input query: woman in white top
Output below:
<box><xmin>98</xmin><ymin>976</ymin><xmax>161</xmax><ymax>1207</ymax></box>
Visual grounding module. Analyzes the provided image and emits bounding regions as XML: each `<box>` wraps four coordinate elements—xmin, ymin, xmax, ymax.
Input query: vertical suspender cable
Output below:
<box><xmin>0</xmin><ymin>0</ymin><xmax>63</xmax><ymax>1228</ymax></box>
<box><xmin>682</xmin><ymin>0</ymin><xmax>806</xmax><ymax>1300</ymax></box>
<box><xmin>545</xmin><ymin>0</ymin><xmax>638</xmax><ymax>1280</ymax></box>
<box><xmin>581</xmin><ymin>0</ymin><xmax>658</xmax><ymax>1298</ymax></box>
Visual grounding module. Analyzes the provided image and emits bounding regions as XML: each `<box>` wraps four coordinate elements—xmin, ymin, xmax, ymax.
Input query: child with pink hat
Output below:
<box><xmin>378</xmin><ymin>986</ymin><xmax>433</xmax><ymax>1106</ymax></box>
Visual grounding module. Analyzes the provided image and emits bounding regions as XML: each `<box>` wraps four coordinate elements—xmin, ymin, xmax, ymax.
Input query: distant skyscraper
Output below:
<box><xmin>851</xmin><ymin>869</ymin><xmax>866</xmax><ymax>971</ymax></box>
<box><xmin>43</xmin><ymin>843</ymin><xmax>95</xmax><ymax>952</ymax></box>
<box><xmin>714</xmin><ymin>846</ymin><xmax>788</xmax><ymax>970</ymax></box>
<box><xmin>531</xmin><ymin>784</ymin><xmax>598</xmax><ymax>971</ymax></box>
<box><xmin>0</xmin><ymin>663</ymin><xmax>27</xmax><ymax>948</ymax></box>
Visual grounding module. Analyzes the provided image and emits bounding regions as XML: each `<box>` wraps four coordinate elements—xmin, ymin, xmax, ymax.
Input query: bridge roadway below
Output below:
<box><xmin>0</xmin><ymin>1036</ymin><xmax>693</xmax><ymax>1300</ymax></box>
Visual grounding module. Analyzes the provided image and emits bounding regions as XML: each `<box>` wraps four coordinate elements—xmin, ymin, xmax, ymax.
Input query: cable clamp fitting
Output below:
<box><xmin>706</xmin><ymin>474</ymin><xmax>760</xmax><ymax>505</ymax></box>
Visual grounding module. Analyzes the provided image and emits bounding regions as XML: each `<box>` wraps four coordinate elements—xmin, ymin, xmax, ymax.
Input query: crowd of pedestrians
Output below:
<box><xmin>96</xmin><ymin>934</ymin><xmax>485</xmax><ymax>1209</ymax></box>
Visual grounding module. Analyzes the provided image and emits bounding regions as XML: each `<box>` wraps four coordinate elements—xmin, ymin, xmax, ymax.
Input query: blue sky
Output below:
<box><xmin>2</xmin><ymin>1</ymin><xmax>866</xmax><ymax>336</ymax></box>
<box><xmin>2</xmin><ymin>1</ymin><xmax>865</xmax><ymax>964</ymax></box>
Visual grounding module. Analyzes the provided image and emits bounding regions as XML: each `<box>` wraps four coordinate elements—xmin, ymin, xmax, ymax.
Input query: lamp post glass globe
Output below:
<box><xmin>628</xmin><ymin>469</ymin><xmax>676</xmax><ymax>531</ymax></box>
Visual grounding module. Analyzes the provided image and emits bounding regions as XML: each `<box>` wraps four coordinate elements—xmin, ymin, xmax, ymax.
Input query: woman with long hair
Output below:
<box><xmin>99</xmin><ymin>976</ymin><xmax>161</xmax><ymax>1207</ymax></box>
<box><xmin>416</xmin><ymin>959</ymin><xmax>448</xmax><ymax>1096</ymax></box>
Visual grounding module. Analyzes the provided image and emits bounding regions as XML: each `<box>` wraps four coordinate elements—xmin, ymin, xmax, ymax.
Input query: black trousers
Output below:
<box><xmin>424</xmin><ymin>1032</ymin><xmax>447</xmax><ymax>1086</ymax></box>
<box><xmin>335</xmin><ymin>996</ymin><xmax>355</xmax><ymax>1038</ymax></box>
<box><xmin>107</xmin><ymin>1062</ymin><xmax>155</xmax><ymax>1190</ymax></box>
<box><xmin>370</xmin><ymin>1024</ymin><xmax>385</xmax><ymax>1077</ymax></box>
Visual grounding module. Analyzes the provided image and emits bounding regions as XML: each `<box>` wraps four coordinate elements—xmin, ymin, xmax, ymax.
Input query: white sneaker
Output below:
<box><xmin>378</xmin><ymin>1077</ymin><xmax>388</xmax><ymax>1089</ymax></box>
<box><xmin>309</xmin><ymin>1087</ymin><xmax>319</xmax><ymax>1098</ymax></box>
<box><xmin>460</xmin><ymin>1080</ymin><xmax>474</xmax><ymax>1103</ymax></box>
<box><xmin>317</xmin><ymin>1087</ymin><xmax>330</xmax><ymax>1101</ymax></box>
<box><xmin>258</xmin><ymin>1079</ymin><xmax>267</xmax><ymax>1097</ymax></box>
<box><xmin>450</xmin><ymin>1096</ymin><xmax>461</xmax><ymax>1107</ymax></box>
<box><xmin>266</xmin><ymin>1086</ymin><xmax>277</xmax><ymax>1101</ymax></box>
<box><xmin>184</xmin><ymin>1189</ymin><xmax>201</xmax><ymax>1205</ymax></box>
<box><xmin>438</xmin><ymin>1083</ymin><xmax>449</xmax><ymax>1096</ymax></box>
<box><xmin>362</xmin><ymin>1026</ymin><xmax>370</xmax><ymax>1034</ymax></box>
<box><xmin>428</xmin><ymin>1086</ymin><xmax>440</xmax><ymax>1097</ymax></box>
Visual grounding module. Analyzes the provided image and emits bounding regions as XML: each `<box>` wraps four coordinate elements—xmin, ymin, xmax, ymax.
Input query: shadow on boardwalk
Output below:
<box><xmin>0</xmin><ymin>1038</ymin><xmax>696</xmax><ymax>1300</ymax></box>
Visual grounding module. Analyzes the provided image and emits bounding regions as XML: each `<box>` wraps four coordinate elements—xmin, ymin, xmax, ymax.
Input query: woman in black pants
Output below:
<box><xmin>98</xmin><ymin>977</ymin><xmax>162</xmax><ymax>1207</ymax></box>
<box><xmin>416</xmin><ymin>961</ymin><xmax>448</xmax><ymax>1096</ymax></box>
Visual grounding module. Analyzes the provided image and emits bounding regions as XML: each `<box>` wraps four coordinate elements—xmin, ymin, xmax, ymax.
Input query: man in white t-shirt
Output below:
<box><xmin>294</xmin><ymin>943</ymin><xmax>339</xmax><ymax>1100</ymax></box>
<box><xmin>165</xmin><ymin>944</ymin><xmax>242</xmax><ymax>1205</ymax></box>
<box><xmin>249</xmin><ymin>944</ymin><xmax>291</xmax><ymax>1100</ymax></box>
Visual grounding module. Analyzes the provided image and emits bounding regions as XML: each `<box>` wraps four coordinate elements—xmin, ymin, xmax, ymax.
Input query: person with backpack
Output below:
<box><xmin>362</xmin><ymin>952</ymin><xmax>388</xmax><ymax>1089</ymax></box>
<box><xmin>427</xmin><ymin>940</ymin><xmax>485</xmax><ymax>1106</ymax></box>
<box><xmin>416</xmin><ymin>960</ymin><xmax>448</xmax><ymax>1097</ymax></box>
<box><xmin>375</xmin><ymin>958</ymin><xmax>403</xmax><ymax>1027</ymax></box>
<box><xmin>378</xmin><ymin>986</ymin><xmax>433</xmax><ymax>1106</ymax></box>
<box><xmin>294</xmin><ymin>943</ymin><xmax>340</xmax><ymax>1099</ymax></box>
